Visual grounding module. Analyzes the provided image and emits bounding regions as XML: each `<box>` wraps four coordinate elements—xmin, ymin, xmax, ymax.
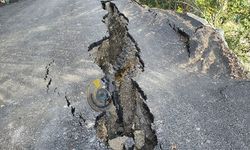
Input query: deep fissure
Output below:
<box><xmin>88</xmin><ymin>1</ymin><xmax>157</xmax><ymax>149</ymax></box>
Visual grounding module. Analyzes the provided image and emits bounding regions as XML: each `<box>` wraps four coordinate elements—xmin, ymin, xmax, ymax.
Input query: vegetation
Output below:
<box><xmin>139</xmin><ymin>0</ymin><xmax>250</xmax><ymax>70</ymax></box>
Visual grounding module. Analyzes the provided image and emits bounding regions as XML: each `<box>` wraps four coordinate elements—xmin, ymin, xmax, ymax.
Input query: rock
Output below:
<box><xmin>108</xmin><ymin>136</ymin><xmax>128</xmax><ymax>150</ymax></box>
<box><xmin>124</xmin><ymin>137</ymin><xmax>135</xmax><ymax>149</ymax></box>
<box><xmin>134</xmin><ymin>130</ymin><xmax>145</xmax><ymax>149</ymax></box>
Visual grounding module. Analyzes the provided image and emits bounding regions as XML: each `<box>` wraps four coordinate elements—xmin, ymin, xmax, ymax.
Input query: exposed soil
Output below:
<box><xmin>88</xmin><ymin>1</ymin><xmax>157</xmax><ymax>149</ymax></box>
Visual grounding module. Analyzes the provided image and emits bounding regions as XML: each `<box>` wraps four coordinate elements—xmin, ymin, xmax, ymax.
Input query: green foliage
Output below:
<box><xmin>139</xmin><ymin>0</ymin><xmax>250</xmax><ymax>70</ymax></box>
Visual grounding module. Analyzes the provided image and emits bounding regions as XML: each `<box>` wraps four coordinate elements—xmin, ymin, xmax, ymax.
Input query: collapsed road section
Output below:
<box><xmin>88</xmin><ymin>1</ymin><xmax>157</xmax><ymax>149</ymax></box>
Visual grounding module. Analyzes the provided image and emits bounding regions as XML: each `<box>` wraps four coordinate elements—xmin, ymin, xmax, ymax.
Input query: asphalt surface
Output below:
<box><xmin>0</xmin><ymin>0</ymin><xmax>249</xmax><ymax>149</ymax></box>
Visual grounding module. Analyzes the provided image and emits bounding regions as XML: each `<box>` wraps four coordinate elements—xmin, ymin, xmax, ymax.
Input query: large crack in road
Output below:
<box><xmin>88</xmin><ymin>1</ymin><xmax>157</xmax><ymax>149</ymax></box>
<box><xmin>1</xmin><ymin>0</ymin><xmax>250</xmax><ymax>149</ymax></box>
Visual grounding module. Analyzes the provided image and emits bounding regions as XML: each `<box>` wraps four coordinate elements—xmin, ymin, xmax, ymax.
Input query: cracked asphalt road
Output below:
<box><xmin>0</xmin><ymin>0</ymin><xmax>249</xmax><ymax>149</ymax></box>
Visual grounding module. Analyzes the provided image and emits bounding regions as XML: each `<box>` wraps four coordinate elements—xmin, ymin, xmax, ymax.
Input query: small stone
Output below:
<box><xmin>196</xmin><ymin>127</ymin><xmax>201</xmax><ymax>131</ymax></box>
<box><xmin>124</xmin><ymin>137</ymin><xmax>135</xmax><ymax>149</ymax></box>
<box><xmin>86</xmin><ymin>121</ymin><xmax>94</xmax><ymax>129</ymax></box>
<box><xmin>171</xmin><ymin>144</ymin><xmax>177</xmax><ymax>150</ymax></box>
<box><xmin>108</xmin><ymin>136</ymin><xmax>128</xmax><ymax>150</ymax></box>
<box><xmin>134</xmin><ymin>130</ymin><xmax>145</xmax><ymax>149</ymax></box>
<box><xmin>132</xmin><ymin>123</ymin><xmax>135</xmax><ymax>130</ymax></box>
